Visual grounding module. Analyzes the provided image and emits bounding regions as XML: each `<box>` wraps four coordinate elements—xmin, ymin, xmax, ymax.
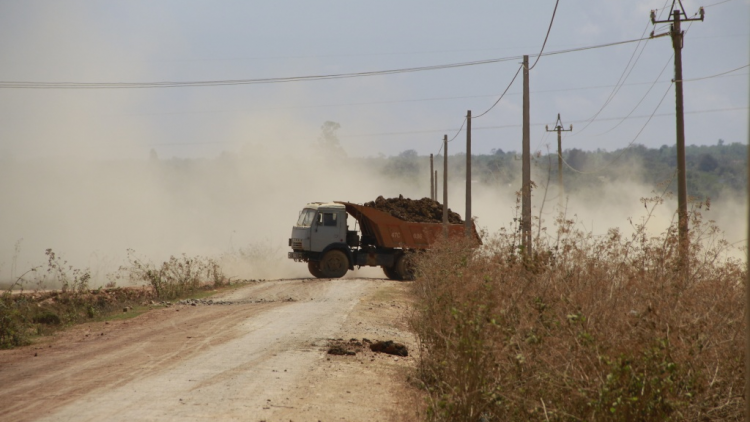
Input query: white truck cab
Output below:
<box><xmin>288</xmin><ymin>202</ymin><xmax>353</xmax><ymax>278</ymax></box>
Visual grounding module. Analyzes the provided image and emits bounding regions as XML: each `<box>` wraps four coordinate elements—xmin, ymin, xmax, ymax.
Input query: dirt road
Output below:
<box><xmin>0</xmin><ymin>278</ymin><xmax>417</xmax><ymax>422</ymax></box>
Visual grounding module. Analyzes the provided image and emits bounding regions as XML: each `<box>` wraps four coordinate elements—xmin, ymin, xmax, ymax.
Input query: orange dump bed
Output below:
<box><xmin>337</xmin><ymin>202</ymin><xmax>479</xmax><ymax>249</ymax></box>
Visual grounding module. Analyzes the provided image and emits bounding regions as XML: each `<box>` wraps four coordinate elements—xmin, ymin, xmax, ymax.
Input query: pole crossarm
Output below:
<box><xmin>545</xmin><ymin>113</ymin><xmax>573</xmax><ymax>134</ymax></box>
<box><xmin>651</xmin><ymin>5</ymin><xmax>704</xmax><ymax>27</ymax></box>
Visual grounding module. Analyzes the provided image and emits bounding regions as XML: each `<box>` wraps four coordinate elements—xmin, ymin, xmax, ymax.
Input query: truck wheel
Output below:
<box><xmin>307</xmin><ymin>261</ymin><xmax>326</xmax><ymax>278</ymax></box>
<box><xmin>394</xmin><ymin>253</ymin><xmax>417</xmax><ymax>281</ymax></box>
<box><xmin>319</xmin><ymin>250</ymin><xmax>349</xmax><ymax>278</ymax></box>
<box><xmin>382</xmin><ymin>266</ymin><xmax>400</xmax><ymax>280</ymax></box>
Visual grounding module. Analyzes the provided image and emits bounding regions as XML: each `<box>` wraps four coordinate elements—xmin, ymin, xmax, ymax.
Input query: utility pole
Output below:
<box><xmin>442</xmin><ymin>135</ymin><xmax>448</xmax><ymax>238</ymax></box>
<box><xmin>430</xmin><ymin>154</ymin><xmax>434</xmax><ymax>200</ymax></box>
<box><xmin>434</xmin><ymin>171</ymin><xmax>438</xmax><ymax>203</ymax></box>
<box><xmin>746</xmin><ymin>75</ymin><xmax>750</xmax><ymax>422</ymax></box>
<box><xmin>521</xmin><ymin>55</ymin><xmax>532</xmax><ymax>257</ymax></box>
<box><xmin>465</xmin><ymin>110</ymin><xmax>472</xmax><ymax>238</ymax></box>
<box><xmin>651</xmin><ymin>2</ymin><xmax>704</xmax><ymax>273</ymax></box>
<box><xmin>546</xmin><ymin>113</ymin><xmax>572</xmax><ymax>208</ymax></box>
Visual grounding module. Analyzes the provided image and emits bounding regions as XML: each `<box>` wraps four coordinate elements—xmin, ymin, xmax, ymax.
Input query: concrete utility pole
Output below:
<box><xmin>430</xmin><ymin>154</ymin><xmax>434</xmax><ymax>200</ymax></box>
<box><xmin>434</xmin><ymin>171</ymin><xmax>438</xmax><ymax>203</ymax></box>
<box><xmin>442</xmin><ymin>135</ymin><xmax>448</xmax><ymax>238</ymax></box>
<box><xmin>746</xmin><ymin>74</ymin><xmax>750</xmax><ymax>422</ymax></box>
<box><xmin>465</xmin><ymin>110</ymin><xmax>472</xmax><ymax>238</ymax></box>
<box><xmin>651</xmin><ymin>3</ymin><xmax>704</xmax><ymax>273</ymax></box>
<box><xmin>521</xmin><ymin>55</ymin><xmax>532</xmax><ymax>257</ymax></box>
<box><xmin>546</xmin><ymin>113</ymin><xmax>572</xmax><ymax>208</ymax></box>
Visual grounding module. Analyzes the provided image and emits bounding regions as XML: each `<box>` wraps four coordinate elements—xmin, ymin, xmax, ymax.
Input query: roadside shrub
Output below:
<box><xmin>411</xmin><ymin>201</ymin><xmax>744</xmax><ymax>421</ymax></box>
<box><xmin>0</xmin><ymin>291</ymin><xmax>31</xmax><ymax>348</ymax></box>
<box><xmin>0</xmin><ymin>249</ymin><xmax>230</xmax><ymax>348</ymax></box>
<box><xmin>124</xmin><ymin>250</ymin><xmax>226</xmax><ymax>299</ymax></box>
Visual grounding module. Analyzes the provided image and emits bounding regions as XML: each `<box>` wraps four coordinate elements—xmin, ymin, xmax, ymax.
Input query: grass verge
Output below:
<box><xmin>410</xmin><ymin>201</ymin><xmax>744</xmax><ymax>421</ymax></box>
<box><xmin>0</xmin><ymin>250</ymin><xmax>232</xmax><ymax>349</ymax></box>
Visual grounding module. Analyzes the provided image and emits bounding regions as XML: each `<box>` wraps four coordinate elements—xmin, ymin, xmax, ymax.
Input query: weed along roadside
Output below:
<box><xmin>408</xmin><ymin>203</ymin><xmax>744</xmax><ymax>421</ymax></box>
<box><xmin>0</xmin><ymin>250</ymin><xmax>233</xmax><ymax>349</ymax></box>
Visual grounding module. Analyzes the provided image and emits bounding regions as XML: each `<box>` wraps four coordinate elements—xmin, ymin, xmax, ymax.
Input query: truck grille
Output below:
<box><xmin>291</xmin><ymin>239</ymin><xmax>304</xmax><ymax>250</ymax></box>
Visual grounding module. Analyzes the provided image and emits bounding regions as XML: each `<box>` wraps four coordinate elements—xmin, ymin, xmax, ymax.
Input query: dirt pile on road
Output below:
<box><xmin>327</xmin><ymin>338</ymin><xmax>409</xmax><ymax>357</ymax></box>
<box><xmin>369</xmin><ymin>340</ymin><xmax>408</xmax><ymax>357</ymax></box>
<box><xmin>363</xmin><ymin>195</ymin><xmax>463</xmax><ymax>224</ymax></box>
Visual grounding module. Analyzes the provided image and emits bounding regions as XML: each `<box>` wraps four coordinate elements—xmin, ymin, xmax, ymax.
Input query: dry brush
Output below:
<box><xmin>411</xmin><ymin>201</ymin><xmax>744</xmax><ymax>421</ymax></box>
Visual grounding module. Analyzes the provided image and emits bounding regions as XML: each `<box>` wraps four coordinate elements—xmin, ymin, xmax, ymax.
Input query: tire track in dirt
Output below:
<box><xmin>36</xmin><ymin>279</ymin><xmax>368</xmax><ymax>421</ymax></box>
<box><xmin>0</xmin><ymin>278</ymin><xmax>417</xmax><ymax>422</ymax></box>
<box><xmin>0</xmin><ymin>302</ymin><xmax>282</xmax><ymax>421</ymax></box>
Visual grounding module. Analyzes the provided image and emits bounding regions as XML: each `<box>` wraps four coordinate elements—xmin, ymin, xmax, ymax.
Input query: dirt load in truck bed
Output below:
<box><xmin>363</xmin><ymin>195</ymin><xmax>464</xmax><ymax>224</ymax></box>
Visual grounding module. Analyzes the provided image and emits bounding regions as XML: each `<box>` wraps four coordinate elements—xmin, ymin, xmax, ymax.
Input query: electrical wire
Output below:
<box><xmin>0</xmin><ymin>37</ymin><xmax>652</xmax><ymax>90</ymax></box>
<box><xmin>472</xmin><ymin>64</ymin><xmax>523</xmax><ymax>119</ymax></box>
<box><xmin>349</xmin><ymin>105</ymin><xmax>745</xmax><ymax>138</ymax></box>
<box><xmin>448</xmin><ymin>118</ymin><xmax>467</xmax><ymax>143</ymax></box>
<box><xmin>560</xmin><ymin>82</ymin><xmax>674</xmax><ymax>174</ymax></box>
<box><xmin>703</xmin><ymin>0</ymin><xmax>739</xmax><ymax>7</ymax></box>
<box><xmin>436</xmin><ymin>52</ymin><xmax>522</xmax><ymax>155</ymax></box>
<box><xmin>572</xmin><ymin>13</ymin><xmax>660</xmax><ymax>136</ymax></box>
<box><xmin>436</xmin><ymin>117</ymin><xmax>467</xmax><ymax>155</ymax></box>
<box><xmin>4</xmin><ymin>76</ymin><xmax>718</xmax><ymax>123</ymax></box>
<box><xmin>678</xmin><ymin>63</ymin><xmax>750</xmax><ymax>82</ymax></box>
<box><xmin>533</xmin><ymin>130</ymin><xmax>551</xmax><ymax>155</ymax></box>
<box><xmin>591</xmin><ymin>61</ymin><xmax>748</xmax><ymax>136</ymax></box>
<box><xmin>528</xmin><ymin>0</ymin><xmax>560</xmax><ymax>71</ymax></box>
<box><xmin>592</xmin><ymin>54</ymin><xmax>673</xmax><ymax>136</ymax></box>
<box><xmin>572</xmin><ymin>6</ymin><xmax>696</xmax><ymax>138</ymax></box>
<box><xmin>136</xmin><ymin>104</ymin><xmax>744</xmax><ymax>146</ymax></box>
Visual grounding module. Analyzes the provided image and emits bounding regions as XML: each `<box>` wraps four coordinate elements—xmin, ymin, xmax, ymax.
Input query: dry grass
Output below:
<box><xmin>410</xmin><ymin>199</ymin><xmax>744</xmax><ymax>421</ymax></box>
<box><xmin>121</xmin><ymin>249</ymin><xmax>226</xmax><ymax>299</ymax></box>
<box><xmin>0</xmin><ymin>249</ymin><xmax>228</xmax><ymax>349</ymax></box>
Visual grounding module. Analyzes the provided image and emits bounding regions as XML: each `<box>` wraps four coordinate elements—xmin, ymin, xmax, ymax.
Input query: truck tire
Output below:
<box><xmin>307</xmin><ymin>261</ymin><xmax>326</xmax><ymax>278</ymax></box>
<box><xmin>382</xmin><ymin>266</ymin><xmax>400</xmax><ymax>280</ymax></box>
<box><xmin>394</xmin><ymin>252</ymin><xmax>417</xmax><ymax>281</ymax></box>
<box><xmin>319</xmin><ymin>250</ymin><xmax>349</xmax><ymax>278</ymax></box>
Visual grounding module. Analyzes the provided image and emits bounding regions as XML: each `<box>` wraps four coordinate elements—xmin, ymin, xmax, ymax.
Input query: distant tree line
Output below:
<box><xmin>364</xmin><ymin>141</ymin><xmax>747</xmax><ymax>201</ymax></box>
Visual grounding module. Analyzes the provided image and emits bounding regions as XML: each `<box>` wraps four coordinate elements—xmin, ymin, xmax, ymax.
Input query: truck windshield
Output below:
<box><xmin>296</xmin><ymin>209</ymin><xmax>316</xmax><ymax>227</ymax></box>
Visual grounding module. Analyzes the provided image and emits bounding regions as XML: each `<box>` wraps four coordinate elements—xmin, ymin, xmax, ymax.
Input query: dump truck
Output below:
<box><xmin>288</xmin><ymin>200</ymin><xmax>478</xmax><ymax>280</ymax></box>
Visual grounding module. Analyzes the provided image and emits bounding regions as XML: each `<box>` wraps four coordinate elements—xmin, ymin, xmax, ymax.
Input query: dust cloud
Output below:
<box><xmin>0</xmin><ymin>129</ymin><xmax>429</xmax><ymax>286</ymax></box>
<box><xmin>0</xmin><ymin>139</ymin><xmax>744</xmax><ymax>287</ymax></box>
<box><xmin>457</xmin><ymin>154</ymin><xmax>745</xmax><ymax>259</ymax></box>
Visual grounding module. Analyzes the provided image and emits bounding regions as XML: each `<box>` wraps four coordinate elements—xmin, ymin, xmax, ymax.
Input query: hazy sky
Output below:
<box><xmin>0</xmin><ymin>0</ymin><xmax>747</xmax><ymax>159</ymax></box>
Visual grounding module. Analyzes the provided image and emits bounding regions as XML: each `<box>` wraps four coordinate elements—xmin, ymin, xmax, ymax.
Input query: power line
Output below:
<box><xmin>573</xmin><ymin>14</ymin><xmax>700</xmax><ymax>137</ymax></box>
<box><xmin>438</xmin><ymin>59</ymin><xmax>522</xmax><ymax>154</ymax></box>
<box><xmin>338</xmin><ymin>106</ymin><xmax>745</xmax><ymax>140</ymax></box>
<box><xmin>528</xmin><ymin>0</ymin><xmax>560</xmax><ymax>71</ymax></box>
<box><xmin>533</xmin><ymin>130</ymin><xmax>551</xmax><ymax>155</ymax></box>
<box><xmin>8</xmin><ymin>72</ymin><xmax>746</xmax><ymax>123</ymax></box>
<box><xmin>591</xmin><ymin>54</ymin><xmax>673</xmax><ymax>136</ymax></box>
<box><xmin>560</xmin><ymin>82</ymin><xmax>674</xmax><ymax>174</ymax></box>
<box><xmin>449</xmin><ymin>119</ymin><xmax>468</xmax><ymax>144</ymax></box>
<box><xmin>703</xmin><ymin>0</ymin><xmax>739</xmax><ymax>7</ymax></box>
<box><xmin>472</xmin><ymin>64</ymin><xmax>523</xmax><ymax>119</ymax></box>
<box><xmin>136</xmin><ymin>104</ymin><xmax>744</xmax><ymax>147</ymax></box>
<box><xmin>678</xmin><ymin>63</ymin><xmax>750</xmax><ymax>82</ymax></box>
<box><xmin>572</xmin><ymin>15</ymin><xmax>658</xmax><ymax>135</ymax></box>
<box><xmin>590</xmin><ymin>61</ymin><xmax>749</xmax><ymax>137</ymax></box>
<box><xmin>0</xmin><ymin>37</ymin><xmax>652</xmax><ymax>90</ymax></box>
